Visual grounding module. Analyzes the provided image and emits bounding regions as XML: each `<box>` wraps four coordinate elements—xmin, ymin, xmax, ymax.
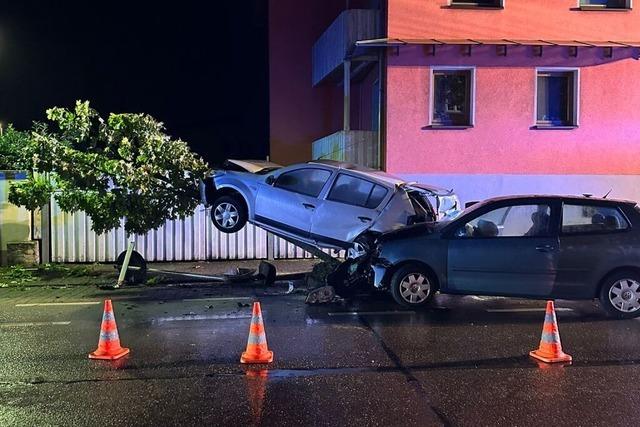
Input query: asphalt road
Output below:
<box><xmin>0</xmin><ymin>282</ymin><xmax>639</xmax><ymax>426</ymax></box>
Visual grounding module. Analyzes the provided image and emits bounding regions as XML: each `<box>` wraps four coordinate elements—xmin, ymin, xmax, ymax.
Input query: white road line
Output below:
<box><xmin>16</xmin><ymin>301</ymin><xmax>101</xmax><ymax>307</ymax></box>
<box><xmin>182</xmin><ymin>297</ymin><xmax>253</xmax><ymax>302</ymax></box>
<box><xmin>151</xmin><ymin>314</ymin><xmax>252</xmax><ymax>323</ymax></box>
<box><xmin>486</xmin><ymin>307</ymin><xmax>574</xmax><ymax>313</ymax></box>
<box><xmin>0</xmin><ymin>321</ymin><xmax>71</xmax><ymax>328</ymax></box>
<box><xmin>328</xmin><ymin>311</ymin><xmax>416</xmax><ymax>317</ymax></box>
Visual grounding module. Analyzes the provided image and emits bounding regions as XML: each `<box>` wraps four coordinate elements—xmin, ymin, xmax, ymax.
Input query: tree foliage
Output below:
<box><xmin>0</xmin><ymin>125</ymin><xmax>31</xmax><ymax>170</ymax></box>
<box><xmin>7</xmin><ymin>101</ymin><xmax>209</xmax><ymax>235</ymax></box>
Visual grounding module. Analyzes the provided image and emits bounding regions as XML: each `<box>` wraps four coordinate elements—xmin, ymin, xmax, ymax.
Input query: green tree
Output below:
<box><xmin>0</xmin><ymin>125</ymin><xmax>31</xmax><ymax>170</ymax></box>
<box><xmin>8</xmin><ymin>101</ymin><xmax>209</xmax><ymax>235</ymax></box>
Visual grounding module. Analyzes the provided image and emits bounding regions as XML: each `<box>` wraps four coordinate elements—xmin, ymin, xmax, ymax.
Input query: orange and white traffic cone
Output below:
<box><xmin>241</xmin><ymin>302</ymin><xmax>274</xmax><ymax>364</ymax></box>
<box><xmin>89</xmin><ymin>299</ymin><xmax>130</xmax><ymax>360</ymax></box>
<box><xmin>529</xmin><ymin>301</ymin><xmax>572</xmax><ymax>364</ymax></box>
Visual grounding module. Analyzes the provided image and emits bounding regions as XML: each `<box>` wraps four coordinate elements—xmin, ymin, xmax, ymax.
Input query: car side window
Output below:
<box><xmin>274</xmin><ymin>168</ymin><xmax>331</xmax><ymax>198</ymax></box>
<box><xmin>562</xmin><ymin>204</ymin><xmax>629</xmax><ymax>234</ymax></box>
<box><xmin>455</xmin><ymin>204</ymin><xmax>552</xmax><ymax>238</ymax></box>
<box><xmin>327</xmin><ymin>174</ymin><xmax>388</xmax><ymax>209</ymax></box>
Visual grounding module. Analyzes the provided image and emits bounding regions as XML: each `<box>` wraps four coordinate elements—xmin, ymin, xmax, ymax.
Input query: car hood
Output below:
<box><xmin>377</xmin><ymin>221</ymin><xmax>445</xmax><ymax>243</ymax></box>
<box><xmin>402</xmin><ymin>182</ymin><xmax>454</xmax><ymax>196</ymax></box>
<box><xmin>225</xmin><ymin>159</ymin><xmax>282</xmax><ymax>174</ymax></box>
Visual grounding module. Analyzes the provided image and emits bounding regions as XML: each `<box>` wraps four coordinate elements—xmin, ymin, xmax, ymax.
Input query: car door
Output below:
<box><xmin>254</xmin><ymin>167</ymin><xmax>332</xmax><ymax>240</ymax></box>
<box><xmin>310</xmin><ymin>173</ymin><xmax>390</xmax><ymax>246</ymax></box>
<box><xmin>446</xmin><ymin>201</ymin><xmax>560</xmax><ymax>297</ymax></box>
<box><xmin>555</xmin><ymin>202</ymin><xmax>632</xmax><ymax>298</ymax></box>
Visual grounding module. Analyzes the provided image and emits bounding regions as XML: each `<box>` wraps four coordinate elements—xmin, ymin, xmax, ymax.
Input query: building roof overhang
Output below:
<box><xmin>356</xmin><ymin>38</ymin><xmax>640</xmax><ymax>48</ymax></box>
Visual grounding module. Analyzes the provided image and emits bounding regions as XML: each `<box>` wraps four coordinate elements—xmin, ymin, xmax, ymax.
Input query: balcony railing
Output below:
<box><xmin>312</xmin><ymin>9</ymin><xmax>380</xmax><ymax>86</ymax></box>
<box><xmin>312</xmin><ymin>130</ymin><xmax>379</xmax><ymax>169</ymax></box>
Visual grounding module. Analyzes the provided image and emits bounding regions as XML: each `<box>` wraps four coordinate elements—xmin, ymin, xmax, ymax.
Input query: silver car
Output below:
<box><xmin>200</xmin><ymin>160</ymin><xmax>460</xmax><ymax>252</ymax></box>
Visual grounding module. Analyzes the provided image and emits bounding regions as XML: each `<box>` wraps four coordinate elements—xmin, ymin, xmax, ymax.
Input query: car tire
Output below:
<box><xmin>115</xmin><ymin>250</ymin><xmax>147</xmax><ymax>285</ymax></box>
<box><xmin>210</xmin><ymin>195</ymin><xmax>247</xmax><ymax>233</ymax></box>
<box><xmin>390</xmin><ymin>264</ymin><xmax>435</xmax><ymax>308</ymax></box>
<box><xmin>598</xmin><ymin>270</ymin><xmax>640</xmax><ymax>319</ymax></box>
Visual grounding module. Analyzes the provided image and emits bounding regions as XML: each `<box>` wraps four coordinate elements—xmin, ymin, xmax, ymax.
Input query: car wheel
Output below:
<box><xmin>390</xmin><ymin>264</ymin><xmax>435</xmax><ymax>308</ymax></box>
<box><xmin>599</xmin><ymin>271</ymin><xmax>640</xmax><ymax>319</ymax></box>
<box><xmin>210</xmin><ymin>195</ymin><xmax>247</xmax><ymax>233</ymax></box>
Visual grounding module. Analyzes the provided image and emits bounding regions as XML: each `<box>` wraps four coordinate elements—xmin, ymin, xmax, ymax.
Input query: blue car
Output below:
<box><xmin>371</xmin><ymin>195</ymin><xmax>640</xmax><ymax>318</ymax></box>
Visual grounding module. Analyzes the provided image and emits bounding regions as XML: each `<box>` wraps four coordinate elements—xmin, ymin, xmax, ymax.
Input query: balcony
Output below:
<box><xmin>312</xmin><ymin>130</ymin><xmax>379</xmax><ymax>169</ymax></box>
<box><xmin>312</xmin><ymin>9</ymin><xmax>380</xmax><ymax>86</ymax></box>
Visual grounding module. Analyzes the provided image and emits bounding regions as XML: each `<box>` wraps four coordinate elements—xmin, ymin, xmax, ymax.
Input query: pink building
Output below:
<box><xmin>269</xmin><ymin>1</ymin><xmax>640</xmax><ymax>203</ymax></box>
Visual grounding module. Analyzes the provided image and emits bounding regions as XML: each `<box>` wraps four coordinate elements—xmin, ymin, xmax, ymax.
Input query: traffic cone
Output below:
<box><xmin>529</xmin><ymin>301</ymin><xmax>572</xmax><ymax>364</ymax></box>
<box><xmin>241</xmin><ymin>302</ymin><xmax>274</xmax><ymax>364</ymax></box>
<box><xmin>89</xmin><ymin>299</ymin><xmax>130</xmax><ymax>360</ymax></box>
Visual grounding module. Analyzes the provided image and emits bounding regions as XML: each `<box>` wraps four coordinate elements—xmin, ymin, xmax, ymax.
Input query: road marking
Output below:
<box><xmin>328</xmin><ymin>311</ymin><xmax>416</xmax><ymax>317</ymax></box>
<box><xmin>182</xmin><ymin>297</ymin><xmax>253</xmax><ymax>302</ymax></box>
<box><xmin>0</xmin><ymin>321</ymin><xmax>71</xmax><ymax>328</ymax></box>
<box><xmin>152</xmin><ymin>314</ymin><xmax>252</xmax><ymax>323</ymax></box>
<box><xmin>16</xmin><ymin>301</ymin><xmax>101</xmax><ymax>307</ymax></box>
<box><xmin>486</xmin><ymin>307</ymin><xmax>574</xmax><ymax>313</ymax></box>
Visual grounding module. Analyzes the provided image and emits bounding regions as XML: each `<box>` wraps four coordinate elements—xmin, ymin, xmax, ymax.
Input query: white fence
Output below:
<box><xmin>50</xmin><ymin>201</ymin><xmax>321</xmax><ymax>263</ymax></box>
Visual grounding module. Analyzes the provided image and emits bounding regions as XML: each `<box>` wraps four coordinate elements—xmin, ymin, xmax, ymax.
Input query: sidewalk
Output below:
<box><xmin>148</xmin><ymin>259</ymin><xmax>320</xmax><ymax>277</ymax></box>
<box><xmin>0</xmin><ymin>259</ymin><xmax>320</xmax><ymax>288</ymax></box>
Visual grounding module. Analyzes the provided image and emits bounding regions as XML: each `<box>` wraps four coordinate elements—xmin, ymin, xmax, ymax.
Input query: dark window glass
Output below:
<box><xmin>366</xmin><ymin>185</ymin><xmax>388</xmax><ymax>209</ymax></box>
<box><xmin>580</xmin><ymin>0</ymin><xmax>628</xmax><ymax>8</ymax></box>
<box><xmin>275</xmin><ymin>168</ymin><xmax>331</xmax><ymax>197</ymax></box>
<box><xmin>328</xmin><ymin>174</ymin><xmax>388</xmax><ymax>208</ymax></box>
<box><xmin>456</xmin><ymin>204</ymin><xmax>551</xmax><ymax>238</ymax></box>
<box><xmin>433</xmin><ymin>70</ymin><xmax>472</xmax><ymax>126</ymax></box>
<box><xmin>537</xmin><ymin>71</ymin><xmax>575</xmax><ymax>126</ymax></box>
<box><xmin>451</xmin><ymin>0</ymin><xmax>502</xmax><ymax>6</ymax></box>
<box><xmin>562</xmin><ymin>204</ymin><xmax>629</xmax><ymax>234</ymax></box>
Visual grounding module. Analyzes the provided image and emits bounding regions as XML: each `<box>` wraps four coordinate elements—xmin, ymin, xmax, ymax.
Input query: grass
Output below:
<box><xmin>0</xmin><ymin>263</ymin><xmax>117</xmax><ymax>288</ymax></box>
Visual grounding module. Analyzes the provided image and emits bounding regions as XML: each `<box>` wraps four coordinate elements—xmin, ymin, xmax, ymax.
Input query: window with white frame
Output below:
<box><xmin>431</xmin><ymin>69</ymin><xmax>474</xmax><ymax>127</ymax></box>
<box><xmin>450</xmin><ymin>0</ymin><xmax>503</xmax><ymax>7</ymax></box>
<box><xmin>536</xmin><ymin>70</ymin><xmax>578</xmax><ymax>127</ymax></box>
<box><xmin>579</xmin><ymin>0</ymin><xmax>631</xmax><ymax>9</ymax></box>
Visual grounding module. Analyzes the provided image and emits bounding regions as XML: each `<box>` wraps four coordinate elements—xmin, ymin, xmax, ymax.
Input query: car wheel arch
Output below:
<box><xmin>384</xmin><ymin>260</ymin><xmax>440</xmax><ymax>291</ymax></box>
<box><xmin>211</xmin><ymin>187</ymin><xmax>250</xmax><ymax>215</ymax></box>
<box><xmin>597</xmin><ymin>266</ymin><xmax>640</xmax><ymax>297</ymax></box>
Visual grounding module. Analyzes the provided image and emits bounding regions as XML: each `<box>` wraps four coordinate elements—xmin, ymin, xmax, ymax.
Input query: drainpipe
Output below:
<box><xmin>343</xmin><ymin>60</ymin><xmax>351</xmax><ymax>132</ymax></box>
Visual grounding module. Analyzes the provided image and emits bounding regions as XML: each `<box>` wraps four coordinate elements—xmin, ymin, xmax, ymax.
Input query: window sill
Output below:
<box><xmin>443</xmin><ymin>4</ymin><xmax>504</xmax><ymax>10</ymax></box>
<box><xmin>530</xmin><ymin>125</ymin><xmax>578</xmax><ymax>130</ymax></box>
<box><xmin>422</xmin><ymin>125</ymin><xmax>474</xmax><ymax>130</ymax></box>
<box><xmin>573</xmin><ymin>6</ymin><xmax>631</xmax><ymax>11</ymax></box>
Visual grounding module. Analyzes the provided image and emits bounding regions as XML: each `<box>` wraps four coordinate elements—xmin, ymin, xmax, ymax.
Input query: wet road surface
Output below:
<box><xmin>0</xmin><ymin>283</ymin><xmax>639</xmax><ymax>426</ymax></box>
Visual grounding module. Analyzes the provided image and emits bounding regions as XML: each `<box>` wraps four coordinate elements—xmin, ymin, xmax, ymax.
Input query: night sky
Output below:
<box><xmin>0</xmin><ymin>1</ymin><xmax>269</xmax><ymax>166</ymax></box>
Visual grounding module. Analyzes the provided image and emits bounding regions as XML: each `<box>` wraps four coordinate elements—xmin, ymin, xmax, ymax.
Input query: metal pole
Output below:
<box><xmin>116</xmin><ymin>240</ymin><xmax>135</xmax><ymax>288</ymax></box>
<box><xmin>343</xmin><ymin>60</ymin><xmax>351</xmax><ymax>132</ymax></box>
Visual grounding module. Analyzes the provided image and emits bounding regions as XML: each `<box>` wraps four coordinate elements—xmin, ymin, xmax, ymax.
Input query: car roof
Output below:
<box><xmin>306</xmin><ymin>160</ymin><xmax>406</xmax><ymax>186</ymax></box>
<box><xmin>480</xmin><ymin>194</ymin><xmax>637</xmax><ymax>206</ymax></box>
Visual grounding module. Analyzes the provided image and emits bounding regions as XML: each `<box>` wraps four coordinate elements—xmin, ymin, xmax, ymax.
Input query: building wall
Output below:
<box><xmin>384</xmin><ymin>1</ymin><xmax>640</xmax><ymax>203</ymax></box>
<box><xmin>387</xmin><ymin>0</ymin><xmax>640</xmax><ymax>40</ymax></box>
<box><xmin>268</xmin><ymin>0</ymin><xmax>380</xmax><ymax>165</ymax></box>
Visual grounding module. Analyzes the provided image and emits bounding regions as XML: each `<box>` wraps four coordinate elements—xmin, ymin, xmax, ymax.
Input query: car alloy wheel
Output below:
<box><xmin>214</xmin><ymin>202</ymin><xmax>239</xmax><ymax>229</ymax></box>
<box><xmin>608</xmin><ymin>278</ymin><xmax>640</xmax><ymax>313</ymax></box>
<box><xmin>399</xmin><ymin>273</ymin><xmax>431</xmax><ymax>304</ymax></box>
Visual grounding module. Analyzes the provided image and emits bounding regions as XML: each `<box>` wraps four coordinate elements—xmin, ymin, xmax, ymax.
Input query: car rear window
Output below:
<box><xmin>562</xmin><ymin>204</ymin><xmax>629</xmax><ymax>234</ymax></box>
<box><xmin>327</xmin><ymin>174</ymin><xmax>388</xmax><ymax>209</ymax></box>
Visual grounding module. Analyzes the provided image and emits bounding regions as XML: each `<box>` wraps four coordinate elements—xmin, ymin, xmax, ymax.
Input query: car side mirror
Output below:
<box><xmin>265</xmin><ymin>175</ymin><xmax>276</xmax><ymax>186</ymax></box>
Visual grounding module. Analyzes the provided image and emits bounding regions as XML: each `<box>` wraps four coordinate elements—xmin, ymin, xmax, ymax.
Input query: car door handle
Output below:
<box><xmin>302</xmin><ymin>203</ymin><xmax>316</xmax><ymax>210</ymax></box>
<box><xmin>535</xmin><ymin>245</ymin><xmax>557</xmax><ymax>253</ymax></box>
<box><xmin>358</xmin><ymin>216</ymin><xmax>372</xmax><ymax>223</ymax></box>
